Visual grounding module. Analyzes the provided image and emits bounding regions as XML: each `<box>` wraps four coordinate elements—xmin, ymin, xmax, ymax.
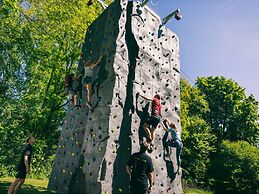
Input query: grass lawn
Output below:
<box><xmin>184</xmin><ymin>188</ymin><xmax>213</xmax><ymax>194</ymax></box>
<box><xmin>0</xmin><ymin>177</ymin><xmax>56</xmax><ymax>194</ymax></box>
<box><xmin>0</xmin><ymin>177</ymin><xmax>213</xmax><ymax>194</ymax></box>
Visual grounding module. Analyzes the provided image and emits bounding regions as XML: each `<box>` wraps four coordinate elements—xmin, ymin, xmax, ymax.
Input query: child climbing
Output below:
<box><xmin>162</xmin><ymin>119</ymin><xmax>183</xmax><ymax>174</ymax></box>
<box><xmin>136</xmin><ymin>92</ymin><xmax>162</xmax><ymax>152</ymax></box>
<box><xmin>82</xmin><ymin>56</ymin><xmax>102</xmax><ymax>111</ymax></box>
<box><xmin>71</xmin><ymin>72</ymin><xmax>83</xmax><ymax>109</ymax></box>
<box><xmin>64</xmin><ymin>73</ymin><xmax>74</xmax><ymax>104</ymax></box>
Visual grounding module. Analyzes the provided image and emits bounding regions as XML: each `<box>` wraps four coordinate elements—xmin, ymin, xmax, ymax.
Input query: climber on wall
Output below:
<box><xmin>82</xmin><ymin>56</ymin><xmax>102</xmax><ymax>111</ymax></box>
<box><xmin>136</xmin><ymin>92</ymin><xmax>162</xmax><ymax>152</ymax></box>
<box><xmin>126</xmin><ymin>141</ymin><xmax>154</xmax><ymax>194</ymax></box>
<box><xmin>64</xmin><ymin>73</ymin><xmax>74</xmax><ymax>104</ymax></box>
<box><xmin>162</xmin><ymin>119</ymin><xmax>183</xmax><ymax>174</ymax></box>
<box><xmin>71</xmin><ymin>72</ymin><xmax>83</xmax><ymax>109</ymax></box>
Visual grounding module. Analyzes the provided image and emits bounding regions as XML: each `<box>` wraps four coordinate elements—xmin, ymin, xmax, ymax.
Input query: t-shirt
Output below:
<box><xmin>151</xmin><ymin>97</ymin><xmax>161</xmax><ymax>116</ymax></box>
<box><xmin>84</xmin><ymin>66</ymin><xmax>94</xmax><ymax>77</ymax></box>
<box><xmin>168</xmin><ymin>128</ymin><xmax>181</xmax><ymax>141</ymax></box>
<box><xmin>17</xmin><ymin>144</ymin><xmax>32</xmax><ymax>171</ymax></box>
<box><xmin>127</xmin><ymin>151</ymin><xmax>154</xmax><ymax>189</ymax></box>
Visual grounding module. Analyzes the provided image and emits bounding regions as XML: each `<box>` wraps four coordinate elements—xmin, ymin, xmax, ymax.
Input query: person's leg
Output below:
<box><xmin>74</xmin><ymin>94</ymin><xmax>77</xmax><ymax>106</ymax></box>
<box><xmin>14</xmin><ymin>179</ymin><xmax>25</xmax><ymax>194</ymax></box>
<box><xmin>8</xmin><ymin>178</ymin><xmax>21</xmax><ymax>194</ymax></box>
<box><xmin>69</xmin><ymin>94</ymin><xmax>73</xmax><ymax>104</ymax></box>
<box><xmin>150</xmin><ymin>116</ymin><xmax>160</xmax><ymax>144</ymax></box>
<box><xmin>150</xmin><ymin>126</ymin><xmax>157</xmax><ymax>144</ymax></box>
<box><xmin>86</xmin><ymin>83</ymin><xmax>92</xmax><ymax>105</ymax></box>
<box><xmin>69</xmin><ymin>90</ymin><xmax>74</xmax><ymax>105</ymax></box>
<box><xmin>176</xmin><ymin>141</ymin><xmax>183</xmax><ymax>173</ymax></box>
<box><xmin>143</xmin><ymin>123</ymin><xmax>151</xmax><ymax>142</ymax></box>
<box><xmin>162</xmin><ymin>131</ymin><xmax>169</xmax><ymax>146</ymax></box>
<box><xmin>162</xmin><ymin>131</ymin><xmax>170</xmax><ymax>154</ymax></box>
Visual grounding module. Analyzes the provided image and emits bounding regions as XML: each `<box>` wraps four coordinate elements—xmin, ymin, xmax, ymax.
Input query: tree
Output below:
<box><xmin>180</xmin><ymin>79</ymin><xmax>216</xmax><ymax>185</ymax></box>
<box><xmin>211</xmin><ymin>140</ymin><xmax>259</xmax><ymax>194</ymax></box>
<box><xmin>0</xmin><ymin>0</ymin><xmax>103</xmax><ymax>177</ymax></box>
<box><xmin>196</xmin><ymin>76</ymin><xmax>258</xmax><ymax>145</ymax></box>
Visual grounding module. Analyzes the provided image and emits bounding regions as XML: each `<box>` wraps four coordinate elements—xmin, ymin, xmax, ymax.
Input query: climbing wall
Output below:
<box><xmin>48</xmin><ymin>0</ymin><xmax>182</xmax><ymax>194</ymax></box>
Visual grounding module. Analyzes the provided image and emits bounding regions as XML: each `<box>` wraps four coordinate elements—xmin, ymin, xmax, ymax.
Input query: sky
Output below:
<box><xmin>145</xmin><ymin>0</ymin><xmax>259</xmax><ymax>101</ymax></box>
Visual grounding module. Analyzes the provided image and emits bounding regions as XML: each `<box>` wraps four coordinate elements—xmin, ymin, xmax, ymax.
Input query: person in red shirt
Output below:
<box><xmin>136</xmin><ymin>93</ymin><xmax>162</xmax><ymax>152</ymax></box>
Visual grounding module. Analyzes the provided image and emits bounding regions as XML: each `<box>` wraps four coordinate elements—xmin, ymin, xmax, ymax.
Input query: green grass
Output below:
<box><xmin>184</xmin><ymin>188</ymin><xmax>213</xmax><ymax>194</ymax></box>
<box><xmin>0</xmin><ymin>177</ymin><xmax>56</xmax><ymax>194</ymax></box>
<box><xmin>0</xmin><ymin>177</ymin><xmax>213</xmax><ymax>194</ymax></box>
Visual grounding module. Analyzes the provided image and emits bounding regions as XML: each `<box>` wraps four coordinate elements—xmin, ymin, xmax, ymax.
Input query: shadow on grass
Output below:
<box><xmin>0</xmin><ymin>181</ymin><xmax>56</xmax><ymax>194</ymax></box>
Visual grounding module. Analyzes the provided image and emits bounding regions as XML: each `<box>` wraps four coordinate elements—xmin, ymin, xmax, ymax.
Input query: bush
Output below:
<box><xmin>182</xmin><ymin>117</ymin><xmax>216</xmax><ymax>186</ymax></box>
<box><xmin>211</xmin><ymin>140</ymin><xmax>259</xmax><ymax>194</ymax></box>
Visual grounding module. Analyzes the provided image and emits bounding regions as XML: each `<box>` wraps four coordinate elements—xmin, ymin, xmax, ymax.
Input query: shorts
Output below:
<box><xmin>165</xmin><ymin>139</ymin><xmax>183</xmax><ymax>149</ymax></box>
<box><xmin>65</xmin><ymin>86</ymin><xmax>72</xmax><ymax>94</ymax></box>
<box><xmin>69</xmin><ymin>89</ymin><xmax>77</xmax><ymax>96</ymax></box>
<box><xmin>16</xmin><ymin>169</ymin><xmax>26</xmax><ymax>179</ymax></box>
<box><xmin>82</xmin><ymin>76</ymin><xmax>92</xmax><ymax>85</ymax></box>
<box><xmin>145</xmin><ymin>115</ymin><xmax>161</xmax><ymax>129</ymax></box>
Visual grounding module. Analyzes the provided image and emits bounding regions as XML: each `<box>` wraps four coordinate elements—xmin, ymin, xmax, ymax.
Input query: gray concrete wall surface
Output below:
<box><xmin>48</xmin><ymin>0</ymin><xmax>182</xmax><ymax>193</ymax></box>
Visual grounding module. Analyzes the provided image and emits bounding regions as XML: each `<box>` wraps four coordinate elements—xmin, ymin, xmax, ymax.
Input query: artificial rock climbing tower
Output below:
<box><xmin>48</xmin><ymin>0</ymin><xmax>182</xmax><ymax>193</ymax></box>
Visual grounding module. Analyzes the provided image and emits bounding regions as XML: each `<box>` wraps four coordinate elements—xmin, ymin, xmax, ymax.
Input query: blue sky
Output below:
<box><xmin>146</xmin><ymin>0</ymin><xmax>259</xmax><ymax>101</ymax></box>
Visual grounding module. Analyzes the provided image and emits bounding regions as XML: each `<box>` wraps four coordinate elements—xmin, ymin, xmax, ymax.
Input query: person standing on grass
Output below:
<box><xmin>8</xmin><ymin>136</ymin><xmax>35</xmax><ymax>194</ymax></box>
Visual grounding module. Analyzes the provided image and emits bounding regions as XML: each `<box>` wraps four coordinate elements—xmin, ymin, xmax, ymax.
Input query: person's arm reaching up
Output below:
<box><xmin>84</xmin><ymin>56</ymin><xmax>103</xmax><ymax>68</ymax></box>
<box><xmin>136</xmin><ymin>92</ymin><xmax>153</xmax><ymax>101</ymax></box>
